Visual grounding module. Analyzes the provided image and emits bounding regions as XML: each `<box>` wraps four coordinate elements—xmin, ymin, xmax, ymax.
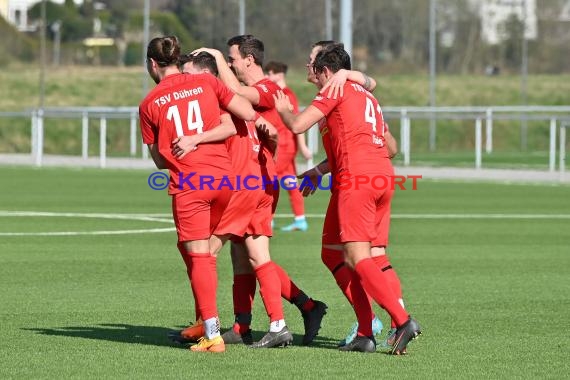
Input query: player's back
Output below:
<box><xmin>140</xmin><ymin>73</ymin><xmax>234</xmax><ymax>191</ymax></box>
<box><xmin>317</xmin><ymin>80</ymin><xmax>392</xmax><ymax>177</ymax></box>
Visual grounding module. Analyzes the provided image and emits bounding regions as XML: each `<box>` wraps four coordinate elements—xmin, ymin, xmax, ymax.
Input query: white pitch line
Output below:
<box><xmin>2</xmin><ymin>211</ymin><xmax>570</xmax><ymax>220</ymax></box>
<box><xmin>1</xmin><ymin>211</ymin><xmax>568</xmax><ymax>238</ymax></box>
<box><xmin>0</xmin><ymin>227</ymin><xmax>176</xmax><ymax>237</ymax></box>
<box><xmin>0</xmin><ymin>211</ymin><xmax>173</xmax><ymax>224</ymax></box>
<box><xmin>274</xmin><ymin>213</ymin><xmax>570</xmax><ymax>219</ymax></box>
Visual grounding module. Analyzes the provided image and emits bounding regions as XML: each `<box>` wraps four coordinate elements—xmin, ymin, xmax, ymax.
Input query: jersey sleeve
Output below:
<box><xmin>253</xmin><ymin>83</ymin><xmax>274</xmax><ymax>110</ymax></box>
<box><xmin>310</xmin><ymin>93</ymin><xmax>339</xmax><ymax>118</ymax></box>
<box><xmin>138</xmin><ymin>103</ymin><xmax>157</xmax><ymax>145</ymax></box>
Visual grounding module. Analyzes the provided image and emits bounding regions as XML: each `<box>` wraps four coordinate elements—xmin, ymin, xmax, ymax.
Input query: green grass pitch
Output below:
<box><xmin>0</xmin><ymin>166</ymin><xmax>569</xmax><ymax>378</ymax></box>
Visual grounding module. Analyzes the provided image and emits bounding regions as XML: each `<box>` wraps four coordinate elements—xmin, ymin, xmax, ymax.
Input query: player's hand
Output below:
<box><xmin>299</xmin><ymin>145</ymin><xmax>313</xmax><ymax>160</ymax></box>
<box><xmin>256</xmin><ymin>122</ymin><xmax>278</xmax><ymax>155</ymax></box>
<box><xmin>171</xmin><ymin>136</ymin><xmax>199</xmax><ymax>159</ymax></box>
<box><xmin>297</xmin><ymin>168</ymin><xmax>321</xmax><ymax>197</ymax></box>
<box><xmin>320</xmin><ymin>69</ymin><xmax>348</xmax><ymax>99</ymax></box>
<box><xmin>273</xmin><ymin>90</ymin><xmax>292</xmax><ymax>114</ymax></box>
<box><xmin>190</xmin><ymin>47</ymin><xmax>222</xmax><ymax>58</ymax></box>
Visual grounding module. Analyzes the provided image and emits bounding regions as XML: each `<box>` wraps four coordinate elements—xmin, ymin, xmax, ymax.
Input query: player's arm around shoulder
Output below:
<box><xmin>274</xmin><ymin>90</ymin><xmax>324</xmax><ymax>134</ymax></box>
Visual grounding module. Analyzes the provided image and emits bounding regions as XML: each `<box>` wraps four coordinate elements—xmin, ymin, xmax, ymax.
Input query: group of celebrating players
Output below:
<box><xmin>138</xmin><ymin>33</ymin><xmax>421</xmax><ymax>354</ymax></box>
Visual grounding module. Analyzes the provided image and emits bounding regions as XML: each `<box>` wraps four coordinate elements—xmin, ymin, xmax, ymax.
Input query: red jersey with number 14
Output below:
<box><xmin>139</xmin><ymin>73</ymin><xmax>235</xmax><ymax>194</ymax></box>
<box><xmin>310</xmin><ymin>80</ymin><xmax>392</xmax><ymax>177</ymax></box>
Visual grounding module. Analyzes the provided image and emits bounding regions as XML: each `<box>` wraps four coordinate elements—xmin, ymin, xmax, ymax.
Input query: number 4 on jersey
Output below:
<box><xmin>167</xmin><ymin>100</ymin><xmax>204</xmax><ymax>137</ymax></box>
<box><xmin>364</xmin><ymin>97</ymin><xmax>385</xmax><ymax>136</ymax></box>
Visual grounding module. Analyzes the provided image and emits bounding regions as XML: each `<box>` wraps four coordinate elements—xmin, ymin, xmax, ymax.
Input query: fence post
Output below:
<box><xmin>130</xmin><ymin>112</ymin><xmax>137</xmax><ymax>156</ymax></box>
<box><xmin>142</xmin><ymin>141</ymin><xmax>149</xmax><ymax>160</ymax></box>
<box><xmin>485</xmin><ymin>108</ymin><xmax>493</xmax><ymax>154</ymax></box>
<box><xmin>35</xmin><ymin>109</ymin><xmax>44</xmax><ymax>167</ymax></box>
<box><xmin>560</xmin><ymin>125</ymin><xmax>566</xmax><ymax>179</ymax></box>
<box><xmin>100</xmin><ymin>117</ymin><xmax>107</xmax><ymax>168</ymax></box>
<box><xmin>82</xmin><ymin>111</ymin><xmax>89</xmax><ymax>160</ymax></box>
<box><xmin>400</xmin><ymin>109</ymin><xmax>406</xmax><ymax>155</ymax></box>
<box><xmin>549</xmin><ymin>118</ymin><xmax>557</xmax><ymax>172</ymax></box>
<box><xmin>31</xmin><ymin>109</ymin><xmax>37</xmax><ymax>157</ymax></box>
<box><xmin>404</xmin><ymin>116</ymin><xmax>411</xmax><ymax>166</ymax></box>
<box><xmin>475</xmin><ymin>118</ymin><xmax>482</xmax><ymax>169</ymax></box>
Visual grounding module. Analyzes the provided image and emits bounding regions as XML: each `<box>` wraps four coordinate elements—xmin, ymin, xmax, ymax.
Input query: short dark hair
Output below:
<box><xmin>178</xmin><ymin>51</ymin><xmax>219</xmax><ymax>76</ymax></box>
<box><xmin>313</xmin><ymin>43</ymin><xmax>351</xmax><ymax>75</ymax></box>
<box><xmin>312</xmin><ymin>40</ymin><xmax>343</xmax><ymax>50</ymax></box>
<box><xmin>264</xmin><ymin>61</ymin><xmax>288</xmax><ymax>74</ymax></box>
<box><xmin>227</xmin><ymin>34</ymin><xmax>264</xmax><ymax>66</ymax></box>
<box><xmin>147</xmin><ymin>36</ymin><xmax>180</xmax><ymax>67</ymax></box>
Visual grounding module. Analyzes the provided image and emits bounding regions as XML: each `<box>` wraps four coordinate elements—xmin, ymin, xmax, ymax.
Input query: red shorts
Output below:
<box><xmin>275</xmin><ymin>150</ymin><xmax>297</xmax><ymax>177</ymax></box>
<box><xmin>172</xmin><ymin>181</ymin><xmax>233</xmax><ymax>242</ymax></box>
<box><xmin>215</xmin><ymin>187</ymin><xmax>276</xmax><ymax>239</ymax></box>
<box><xmin>324</xmin><ymin>186</ymin><xmax>392</xmax><ymax>246</ymax></box>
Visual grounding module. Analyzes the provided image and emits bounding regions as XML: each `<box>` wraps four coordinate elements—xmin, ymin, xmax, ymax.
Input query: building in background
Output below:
<box><xmin>0</xmin><ymin>0</ymin><xmax>83</xmax><ymax>31</ymax></box>
<box><xmin>477</xmin><ymin>0</ymin><xmax>537</xmax><ymax>44</ymax></box>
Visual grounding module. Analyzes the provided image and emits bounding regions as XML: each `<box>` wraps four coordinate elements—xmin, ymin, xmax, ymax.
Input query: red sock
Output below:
<box><xmin>189</xmin><ymin>252</ymin><xmax>217</xmax><ymax>321</ymax></box>
<box><xmin>354</xmin><ymin>258</ymin><xmax>409</xmax><ymax>327</ymax></box>
<box><xmin>372</xmin><ymin>254</ymin><xmax>404</xmax><ymax>328</ymax></box>
<box><xmin>254</xmin><ymin>261</ymin><xmax>284</xmax><ymax>322</ymax></box>
<box><xmin>322</xmin><ymin>248</ymin><xmax>354</xmax><ymax>305</ymax></box>
<box><xmin>178</xmin><ymin>243</ymin><xmax>200</xmax><ymax>321</ymax></box>
<box><xmin>350</xmin><ymin>270</ymin><xmax>374</xmax><ymax>337</ymax></box>
<box><xmin>288</xmin><ymin>187</ymin><xmax>305</xmax><ymax>217</ymax></box>
<box><xmin>273</xmin><ymin>262</ymin><xmax>314</xmax><ymax>312</ymax></box>
<box><xmin>209</xmin><ymin>255</ymin><xmax>218</xmax><ymax>301</ymax></box>
<box><xmin>232</xmin><ymin>273</ymin><xmax>256</xmax><ymax>332</ymax></box>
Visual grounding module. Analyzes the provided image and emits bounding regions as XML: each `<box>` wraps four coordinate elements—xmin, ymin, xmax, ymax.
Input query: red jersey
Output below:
<box><xmin>310</xmin><ymin>81</ymin><xmax>392</xmax><ymax>177</ymax></box>
<box><xmin>251</xmin><ymin>78</ymin><xmax>286</xmax><ymax>178</ymax></box>
<box><xmin>139</xmin><ymin>73</ymin><xmax>235</xmax><ymax>194</ymax></box>
<box><xmin>225</xmin><ymin>115</ymin><xmax>262</xmax><ymax>177</ymax></box>
<box><xmin>282</xmin><ymin>87</ymin><xmax>299</xmax><ymax>114</ymax></box>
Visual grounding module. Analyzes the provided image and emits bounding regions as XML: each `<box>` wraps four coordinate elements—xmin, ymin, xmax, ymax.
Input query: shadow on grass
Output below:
<box><xmin>25</xmin><ymin>324</ymin><xmax>181</xmax><ymax>348</ymax></box>
<box><xmin>24</xmin><ymin>324</ymin><xmax>339</xmax><ymax>350</ymax></box>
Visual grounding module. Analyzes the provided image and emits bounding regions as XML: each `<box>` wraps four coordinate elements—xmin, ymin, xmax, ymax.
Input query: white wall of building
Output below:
<box><xmin>479</xmin><ymin>0</ymin><xmax>537</xmax><ymax>44</ymax></box>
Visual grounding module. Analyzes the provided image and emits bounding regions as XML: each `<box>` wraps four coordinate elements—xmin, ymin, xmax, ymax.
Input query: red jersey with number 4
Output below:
<box><xmin>139</xmin><ymin>73</ymin><xmax>235</xmax><ymax>194</ymax></box>
<box><xmin>311</xmin><ymin>80</ymin><xmax>391</xmax><ymax>177</ymax></box>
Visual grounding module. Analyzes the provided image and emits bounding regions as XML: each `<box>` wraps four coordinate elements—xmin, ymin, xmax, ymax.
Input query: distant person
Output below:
<box><xmin>264</xmin><ymin>61</ymin><xmax>312</xmax><ymax>232</ymax></box>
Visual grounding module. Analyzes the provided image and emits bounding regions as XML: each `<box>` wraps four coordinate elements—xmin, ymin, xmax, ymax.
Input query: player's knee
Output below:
<box><xmin>321</xmin><ymin>247</ymin><xmax>344</xmax><ymax>273</ymax></box>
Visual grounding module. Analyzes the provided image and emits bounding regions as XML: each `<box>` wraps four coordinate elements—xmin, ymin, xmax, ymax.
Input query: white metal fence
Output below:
<box><xmin>0</xmin><ymin>106</ymin><xmax>569</xmax><ymax>174</ymax></box>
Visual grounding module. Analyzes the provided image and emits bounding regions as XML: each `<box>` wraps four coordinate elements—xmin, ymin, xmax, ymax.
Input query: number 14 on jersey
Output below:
<box><xmin>167</xmin><ymin>100</ymin><xmax>204</xmax><ymax>137</ymax></box>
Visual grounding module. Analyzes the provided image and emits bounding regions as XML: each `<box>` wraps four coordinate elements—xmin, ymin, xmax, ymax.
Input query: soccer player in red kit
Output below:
<box><xmin>264</xmin><ymin>61</ymin><xmax>312</xmax><ymax>232</ymax></box>
<box><xmin>139</xmin><ymin>36</ymin><xmax>274</xmax><ymax>353</ymax></box>
<box><xmin>275</xmin><ymin>44</ymin><xmax>421</xmax><ymax>355</ymax></box>
<box><xmin>191</xmin><ymin>36</ymin><xmax>328</xmax><ymax>347</ymax></box>
<box><xmin>299</xmin><ymin>40</ymin><xmax>405</xmax><ymax>348</ymax></box>
<box><xmin>171</xmin><ymin>52</ymin><xmax>326</xmax><ymax>348</ymax></box>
